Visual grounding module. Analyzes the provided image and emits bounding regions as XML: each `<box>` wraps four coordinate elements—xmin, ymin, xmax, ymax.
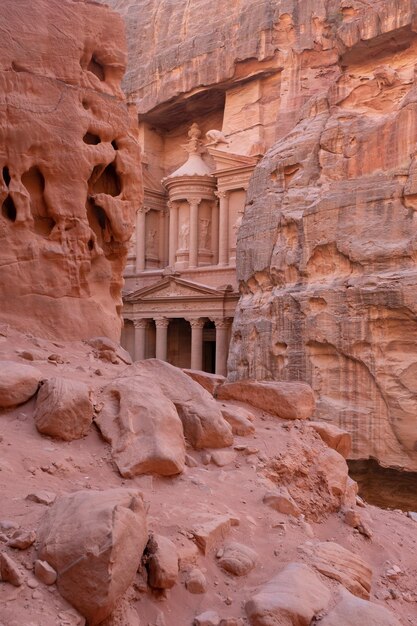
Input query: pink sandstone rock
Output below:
<box><xmin>0</xmin><ymin>361</ymin><xmax>42</xmax><ymax>408</ymax></box>
<box><xmin>0</xmin><ymin>0</ymin><xmax>142</xmax><ymax>341</ymax></box>
<box><xmin>216</xmin><ymin>380</ymin><xmax>315</xmax><ymax>420</ymax></box>
<box><xmin>320</xmin><ymin>589</ymin><xmax>402</xmax><ymax>626</ymax></box>
<box><xmin>38</xmin><ymin>488</ymin><xmax>147</xmax><ymax>625</ymax></box>
<box><xmin>309</xmin><ymin>421</ymin><xmax>352</xmax><ymax>459</ymax></box>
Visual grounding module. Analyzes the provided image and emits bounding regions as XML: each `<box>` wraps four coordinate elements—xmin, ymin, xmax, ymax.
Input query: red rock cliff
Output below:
<box><xmin>0</xmin><ymin>0</ymin><xmax>142</xmax><ymax>341</ymax></box>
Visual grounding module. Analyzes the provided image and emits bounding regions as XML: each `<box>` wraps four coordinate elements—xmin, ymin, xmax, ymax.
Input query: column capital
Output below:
<box><xmin>137</xmin><ymin>205</ymin><xmax>151</xmax><ymax>215</ymax></box>
<box><xmin>167</xmin><ymin>200</ymin><xmax>179</xmax><ymax>211</ymax></box>
<box><xmin>154</xmin><ymin>317</ymin><xmax>170</xmax><ymax>328</ymax></box>
<box><xmin>133</xmin><ymin>318</ymin><xmax>148</xmax><ymax>329</ymax></box>
<box><xmin>214</xmin><ymin>190</ymin><xmax>229</xmax><ymax>200</ymax></box>
<box><xmin>187</xmin><ymin>197</ymin><xmax>202</xmax><ymax>207</ymax></box>
<box><xmin>187</xmin><ymin>317</ymin><xmax>205</xmax><ymax>329</ymax></box>
<box><xmin>212</xmin><ymin>317</ymin><xmax>232</xmax><ymax>329</ymax></box>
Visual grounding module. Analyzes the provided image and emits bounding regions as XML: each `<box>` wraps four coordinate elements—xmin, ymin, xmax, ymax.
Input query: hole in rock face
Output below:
<box><xmin>88</xmin><ymin>56</ymin><xmax>105</xmax><ymax>81</ymax></box>
<box><xmin>90</xmin><ymin>162</ymin><xmax>121</xmax><ymax>197</ymax></box>
<box><xmin>88</xmin><ymin>238</ymin><xmax>94</xmax><ymax>251</ymax></box>
<box><xmin>2</xmin><ymin>167</ymin><xmax>11</xmax><ymax>187</ymax></box>
<box><xmin>83</xmin><ymin>133</ymin><xmax>101</xmax><ymax>145</ymax></box>
<box><xmin>94</xmin><ymin>205</ymin><xmax>107</xmax><ymax>230</ymax></box>
<box><xmin>2</xmin><ymin>196</ymin><xmax>17</xmax><ymax>222</ymax></box>
<box><xmin>21</xmin><ymin>166</ymin><xmax>55</xmax><ymax>236</ymax></box>
<box><xmin>111</xmin><ymin>140</ymin><xmax>118</xmax><ymax>150</ymax></box>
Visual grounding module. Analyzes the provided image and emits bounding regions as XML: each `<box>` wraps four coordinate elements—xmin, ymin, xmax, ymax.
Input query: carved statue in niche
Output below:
<box><xmin>199</xmin><ymin>217</ymin><xmax>211</xmax><ymax>249</ymax></box>
<box><xmin>179</xmin><ymin>221</ymin><xmax>189</xmax><ymax>249</ymax></box>
<box><xmin>205</xmin><ymin>129</ymin><xmax>229</xmax><ymax>146</ymax></box>
<box><xmin>146</xmin><ymin>228</ymin><xmax>157</xmax><ymax>254</ymax></box>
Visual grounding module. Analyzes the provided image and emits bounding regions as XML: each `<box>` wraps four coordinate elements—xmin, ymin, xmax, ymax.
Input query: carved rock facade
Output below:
<box><xmin>0</xmin><ymin>0</ymin><xmax>142</xmax><ymax>341</ymax></box>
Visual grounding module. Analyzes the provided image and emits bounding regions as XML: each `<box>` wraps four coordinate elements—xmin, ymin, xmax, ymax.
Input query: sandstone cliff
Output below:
<box><xmin>0</xmin><ymin>0</ymin><xmax>142</xmax><ymax>341</ymax></box>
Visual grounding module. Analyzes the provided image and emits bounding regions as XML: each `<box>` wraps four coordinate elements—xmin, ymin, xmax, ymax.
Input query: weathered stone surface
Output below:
<box><xmin>86</xmin><ymin>337</ymin><xmax>133</xmax><ymax>365</ymax></box>
<box><xmin>301</xmin><ymin>541</ymin><xmax>373</xmax><ymax>599</ymax></box>
<box><xmin>245</xmin><ymin>562</ymin><xmax>331</xmax><ymax>626</ymax></box>
<box><xmin>309</xmin><ymin>422</ymin><xmax>352</xmax><ymax>459</ymax></box>
<box><xmin>26</xmin><ymin>491</ymin><xmax>56</xmax><ymax>506</ymax></box>
<box><xmin>34</xmin><ymin>559</ymin><xmax>57</xmax><ymax>585</ymax></box>
<box><xmin>7</xmin><ymin>529</ymin><xmax>36</xmax><ymax>550</ymax></box>
<box><xmin>185</xmin><ymin>567</ymin><xmax>207</xmax><ymax>594</ymax></box>
<box><xmin>0</xmin><ymin>362</ymin><xmax>42</xmax><ymax>408</ymax></box>
<box><xmin>218</xmin><ymin>403</ymin><xmax>255</xmax><ymax>436</ymax></box>
<box><xmin>224</xmin><ymin>2</ymin><xmax>417</xmax><ymax>472</ymax></box>
<box><xmin>34</xmin><ymin>377</ymin><xmax>93</xmax><ymax>441</ymax></box>
<box><xmin>320</xmin><ymin>589</ymin><xmax>403</xmax><ymax>626</ymax></box>
<box><xmin>217</xmin><ymin>542</ymin><xmax>257</xmax><ymax>577</ymax></box>
<box><xmin>37</xmin><ymin>488</ymin><xmax>147</xmax><ymax>625</ymax></box>
<box><xmin>184</xmin><ymin>370</ymin><xmax>226</xmax><ymax>396</ymax></box>
<box><xmin>146</xmin><ymin>534</ymin><xmax>179</xmax><ymax>590</ymax></box>
<box><xmin>194</xmin><ymin>611</ymin><xmax>220</xmax><ymax>626</ymax></box>
<box><xmin>192</xmin><ymin>515</ymin><xmax>237</xmax><ymax>555</ymax></box>
<box><xmin>217</xmin><ymin>381</ymin><xmax>315</xmax><ymax>420</ymax></box>
<box><xmin>96</xmin><ymin>374</ymin><xmax>186</xmax><ymax>477</ymax></box>
<box><xmin>0</xmin><ymin>0</ymin><xmax>142</xmax><ymax>341</ymax></box>
<box><xmin>128</xmin><ymin>360</ymin><xmax>233</xmax><ymax>449</ymax></box>
<box><xmin>263</xmin><ymin>488</ymin><xmax>301</xmax><ymax>517</ymax></box>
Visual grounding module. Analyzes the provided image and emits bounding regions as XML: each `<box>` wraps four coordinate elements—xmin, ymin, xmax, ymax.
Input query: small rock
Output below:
<box><xmin>344</xmin><ymin>508</ymin><xmax>361</xmax><ymax>528</ymax></box>
<box><xmin>263</xmin><ymin>488</ymin><xmax>301</xmax><ymax>517</ymax></box>
<box><xmin>32</xmin><ymin>589</ymin><xmax>43</xmax><ymax>600</ymax></box>
<box><xmin>194</xmin><ymin>610</ymin><xmax>220</xmax><ymax>626</ymax></box>
<box><xmin>27</xmin><ymin>578</ymin><xmax>39</xmax><ymax>588</ymax></box>
<box><xmin>26</xmin><ymin>490</ymin><xmax>56</xmax><ymax>506</ymax></box>
<box><xmin>48</xmin><ymin>353</ymin><xmax>65</xmax><ymax>364</ymax></box>
<box><xmin>407</xmin><ymin>511</ymin><xmax>417</xmax><ymax>522</ymax></box>
<box><xmin>0</xmin><ymin>552</ymin><xmax>24</xmax><ymax>586</ymax></box>
<box><xmin>192</xmin><ymin>515</ymin><xmax>238</xmax><ymax>555</ymax></box>
<box><xmin>8</xmin><ymin>529</ymin><xmax>36</xmax><ymax>550</ymax></box>
<box><xmin>146</xmin><ymin>534</ymin><xmax>179</xmax><ymax>590</ymax></box>
<box><xmin>35</xmin><ymin>559</ymin><xmax>57</xmax><ymax>585</ymax></box>
<box><xmin>185</xmin><ymin>568</ymin><xmax>207</xmax><ymax>594</ymax></box>
<box><xmin>201</xmin><ymin>453</ymin><xmax>212</xmax><ymax>465</ymax></box>
<box><xmin>211</xmin><ymin>450</ymin><xmax>237</xmax><ymax>467</ymax></box>
<box><xmin>0</xmin><ymin>520</ymin><xmax>19</xmax><ymax>531</ymax></box>
<box><xmin>220</xmin><ymin>620</ymin><xmax>244</xmax><ymax>626</ymax></box>
<box><xmin>218</xmin><ymin>542</ymin><xmax>257</xmax><ymax>577</ymax></box>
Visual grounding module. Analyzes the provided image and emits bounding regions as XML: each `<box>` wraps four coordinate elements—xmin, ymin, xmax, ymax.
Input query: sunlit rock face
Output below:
<box><xmin>0</xmin><ymin>0</ymin><xmax>142</xmax><ymax>341</ymax></box>
<box><xmin>227</xmin><ymin>0</ymin><xmax>417</xmax><ymax>471</ymax></box>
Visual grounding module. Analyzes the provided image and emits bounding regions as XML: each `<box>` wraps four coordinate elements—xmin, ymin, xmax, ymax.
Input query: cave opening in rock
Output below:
<box><xmin>2</xmin><ymin>166</ymin><xmax>11</xmax><ymax>187</ymax></box>
<box><xmin>22</xmin><ymin>166</ymin><xmax>55</xmax><ymax>237</ymax></box>
<box><xmin>83</xmin><ymin>132</ymin><xmax>101</xmax><ymax>145</ymax></box>
<box><xmin>349</xmin><ymin>459</ymin><xmax>417</xmax><ymax>512</ymax></box>
<box><xmin>1</xmin><ymin>196</ymin><xmax>16</xmax><ymax>222</ymax></box>
<box><xmin>90</xmin><ymin>162</ymin><xmax>121</xmax><ymax>197</ymax></box>
<box><xmin>88</xmin><ymin>55</ymin><xmax>105</xmax><ymax>81</ymax></box>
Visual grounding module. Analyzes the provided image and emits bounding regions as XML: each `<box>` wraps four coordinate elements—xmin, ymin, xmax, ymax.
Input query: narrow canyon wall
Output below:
<box><xmin>229</xmin><ymin>1</ymin><xmax>417</xmax><ymax>471</ymax></box>
<box><xmin>0</xmin><ymin>0</ymin><xmax>142</xmax><ymax>340</ymax></box>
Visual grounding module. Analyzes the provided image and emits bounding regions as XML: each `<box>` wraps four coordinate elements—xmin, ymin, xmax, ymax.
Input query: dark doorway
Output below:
<box><xmin>167</xmin><ymin>318</ymin><xmax>191</xmax><ymax>368</ymax></box>
<box><xmin>202</xmin><ymin>321</ymin><xmax>216</xmax><ymax>373</ymax></box>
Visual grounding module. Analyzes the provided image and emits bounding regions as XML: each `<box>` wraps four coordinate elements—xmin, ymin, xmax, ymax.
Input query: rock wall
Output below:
<box><xmin>229</xmin><ymin>1</ymin><xmax>417</xmax><ymax>471</ymax></box>
<box><xmin>0</xmin><ymin>0</ymin><xmax>142</xmax><ymax>341</ymax></box>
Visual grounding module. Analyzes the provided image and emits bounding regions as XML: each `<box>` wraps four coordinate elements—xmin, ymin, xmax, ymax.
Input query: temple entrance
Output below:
<box><xmin>167</xmin><ymin>318</ymin><xmax>191</xmax><ymax>369</ymax></box>
<box><xmin>202</xmin><ymin>320</ymin><xmax>216</xmax><ymax>373</ymax></box>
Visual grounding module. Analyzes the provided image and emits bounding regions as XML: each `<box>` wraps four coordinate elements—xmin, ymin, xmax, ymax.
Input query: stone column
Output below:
<box><xmin>214</xmin><ymin>318</ymin><xmax>231</xmax><ymax>376</ymax></box>
<box><xmin>168</xmin><ymin>201</ymin><xmax>178</xmax><ymax>267</ymax></box>
<box><xmin>133</xmin><ymin>318</ymin><xmax>148</xmax><ymax>361</ymax></box>
<box><xmin>188</xmin><ymin>197</ymin><xmax>201</xmax><ymax>269</ymax></box>
<box><xmin>216</xmin><ymin>191</ymin><xmax>229</xmax><ymax>266</ymax></box>
<box><xmin>211</xmin><ymin>200</ymin><xmax>219</xmax><ymax>265</ymax></box>
<box><xmin>155</xmin><ymin>317</ymin><xmax>169</xmax><ymax>361</ymax></box>
<box><xmin>135</xmin><ymin>207</ymin><xmax>147</xmax><ymax>273</ymax></box>
<box><xmin>188</xmin><ymin>318</ymin><xmax>205</xmax><ymax>371</ymax></box>
<box><xmin>158</xmin><ymin>210</ymin><xmax>166</xmax><ymax>268</ymax></box>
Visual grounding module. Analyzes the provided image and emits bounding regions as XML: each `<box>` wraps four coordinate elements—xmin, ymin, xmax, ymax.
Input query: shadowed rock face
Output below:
<box><xmin>228</xmin><ymin>1</ymin><xmax>417</xmax><ymax>471</ymax></box>
<box><xmin>0</xmin><ymin>0</ymin><xmax>142</xmax><ymax>340</ymax></box>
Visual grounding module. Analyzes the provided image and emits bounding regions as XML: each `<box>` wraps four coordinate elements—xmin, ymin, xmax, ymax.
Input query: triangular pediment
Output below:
<box><xmin>124</xmin><ymin>277</ymin><xmax>235</xmax><ymax>303</ymax></box>
<box><xmin>207</xmin><ymin>147</ymin><xmax>260</xmax><ymax>173</ymax></box>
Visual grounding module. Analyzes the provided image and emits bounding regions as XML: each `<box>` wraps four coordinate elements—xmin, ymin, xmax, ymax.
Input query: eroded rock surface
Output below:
<box><xmin>0</xmin><ymin>0</ymin><xmax>142</xmax><ymax>341</ymax></box>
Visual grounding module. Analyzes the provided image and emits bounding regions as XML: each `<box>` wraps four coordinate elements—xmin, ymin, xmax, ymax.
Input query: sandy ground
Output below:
<box><xmin>0</xmin><ymin>327</ymin><xmax>416</xmax><ymax>626</ymax></box>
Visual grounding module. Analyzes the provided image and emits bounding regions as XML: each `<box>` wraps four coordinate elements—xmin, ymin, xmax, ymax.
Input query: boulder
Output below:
<box><xmin>185</xmin><ymin>567</ymin><xmax>207</xmax><ymax>593</ymax></box>
<box><xmin>129</xmin><ymin>360</ymin><xmax>233</xmax><ymax>449</ymax></box>
<box><xmin>192</xmin><ymin>515</ymin><xmax>239</xmax><ymax>555</ymax></box>
<box><xmin>218</xmin><ymin>542</ymin><xmax>257</xmax><ymax>576</ymax></box>
<box><xmin>320</xmin><ymin>589</ymin><xmax>402</xmax><ymax>626</ymax></box>
<box><xmin>96</xmin><ymin>377</ymin><xmax>186</xmax><ymax>477</ymax></box>
<box><xmin>0</xmin><ymin>552</ymin><xmax>24</xmax><ymax>586</ymax></box>
<box><xmin>211</xmin><ymin>450</ymin><xmax>237</xmax><ymax>467</ymax></box>
<box><xmin>184</xmin><ymin>370</ymin><xmax>226</xmax><ymax>395</ymax></box>
<box><xmin>0</xmin><ymin>361</ymin><xmax>42</xmax><ymax>408</ymax></box>
<box><xmin>7</xmin><ymin>529</ymin><xmax>36</xmax><ymax>550</ymax></box>
<box><xmin>37</xmin><ymin>488</ymin><xmax>148</xmax><ymax>625</ymax></box>
<box><xmin>245</xmin><ymin>562</ymin><xmax>331</xmax><ymax>626</ymax></box>
<box><xmin>34</xmin><ymin>559</ymin><xmax>57</xmax><ymax>585</ymax></box>
<box><xmin>301</xmin><ymin>541</ymin><xmax>372</xmax><ymax>599</ymax></box>
<box><xmin>194</xmin><ymin>611</ymin><xmax>220</xmax><ymax>626</ymax></box>
<box><xmin>146</xmin><ymin>534</ymin><xmax>179</xmax><ymax>590</ymax></box>
<box><xmin>34</xmin><ymin>377</ymin><xmax>93</xmax><ymax>441</ymax></box>
<box><xmin>219</xmin><ymin>402</ymin><xmax>255</xmax><ymax>436</ymax></box>
<box><xmin>309</xmin><ymin>421</ymin><xmax>352</xmax><ymax>458</ymax></box>
<box><xmin>217</xmin><ymin>381</ymin><xmax>315</xmax><ymax>420</ymax></box>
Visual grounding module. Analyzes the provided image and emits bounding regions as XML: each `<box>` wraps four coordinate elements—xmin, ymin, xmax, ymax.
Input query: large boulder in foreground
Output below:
<box><xmin>96</xmin><ymin>376</ymin><xmax>185</xmax><ymax>477</ymax></box>
<box><xmin>38</xmin><ymin>488</ymin><xmax>147</xmax><ymax>625</ymax></box>
<box><xmin>34</xmin><ymin>377</ymin><xmax>93</xmax><ymax>441</ymax></box>
<box><xmin>0</xmin><ymin>361</ymin><xmax>42</xmax><ymax>408</ymax></box>
<box><xmin>216</xmin><ymin>380</ymin><xmax>315</xmax><ymax>420</ymax></box>
<box><xmin>245</xmin><ymin>562</ymin><xmax>331</xmax><ymax>625</ymax></box>
<box><xmin>130</xmin><ymin>360</ymin><xmax>233</xmax><ymax>449</ymax></box>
